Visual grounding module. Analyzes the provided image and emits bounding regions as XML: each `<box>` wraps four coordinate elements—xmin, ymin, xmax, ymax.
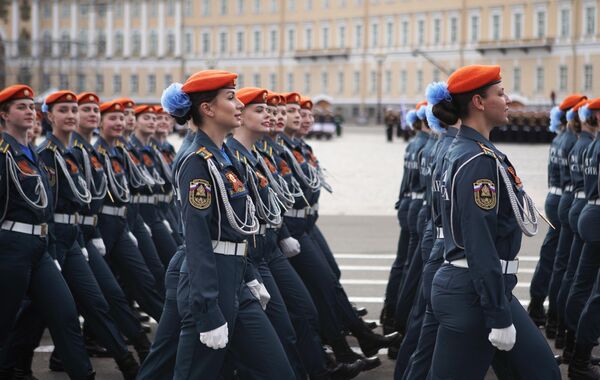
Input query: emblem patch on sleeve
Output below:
<box><xmin>473</xmin><ymin>179</ymin><xmax>496</xmax><ymax>210</ymax></box>
<box><xmin>189</xmin><ymin>179</ymin><xmax>211</xmax><ymax>210</ymax></box>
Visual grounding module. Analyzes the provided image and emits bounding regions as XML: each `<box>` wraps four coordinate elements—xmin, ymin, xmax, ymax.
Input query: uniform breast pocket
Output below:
<box><xmin>222</xmin><ymin>170</ymin><xmax>248</xmax><ymax>199</ymax></box>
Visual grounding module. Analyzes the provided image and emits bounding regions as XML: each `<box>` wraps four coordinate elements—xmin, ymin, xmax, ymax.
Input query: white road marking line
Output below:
<box><xmin>341</xmin><ymin>279</ymin><xmax>532</xmax><ymax>288</ymax></box>
<box><xmin>335</xmin><ymin>253</ymin><xmax>540</xmax><ymax>262</ymax></box>
<box><xmin>340</xmin><ymin>265</ymin><xmax>535</xmax><ymax>273</ymax></box>
<box><xmin>349</xmin><ymin>297</ymin><xmax>547</xmax><ymax>308</ymax></box>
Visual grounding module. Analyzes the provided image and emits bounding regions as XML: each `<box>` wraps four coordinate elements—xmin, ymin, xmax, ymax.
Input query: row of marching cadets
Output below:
<box><xmin>136</xmin><ymin>70</ymin><xmax>399</xmax><ymax>380</ymax></box>
<box><xmin>383</xmin><ymin>65</ymin><xmax>564</xmax><ymax>380</ymax></box>
<box><xmin>0</xmin><ymin>85</ymin><xmax>184</xmax><ymax>380</ymax></box>
<box><xmin>527</xmin><ymin>92</ymin><xmax>600</xmax><ymax>380</ymax></box>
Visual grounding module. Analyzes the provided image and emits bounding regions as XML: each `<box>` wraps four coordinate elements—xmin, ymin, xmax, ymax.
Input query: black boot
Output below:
<box><xmin>329</xmin><ymin>337</ymin><xmax>381</xmax><ymax>371</ymax></box>
<box><xmin>48</xmin><ymin>351</ymin><xmax>64</xmax><ymax>372</ymax></box>
<box><xmin>379</xmin><ymin>305</ymin><xmax>396</xmax><ymax>335</ymax></box>
<box><xmin>0</xmin><ymin>368</ymin><xmax>13</xmax><ymax>380</ymax></box>
<box><xmin>132</xmin><ymin>333</ymin><xmax>152</xmax><ymax>363</ymax></box>
<box><xmin>115</xmin><ymin>352</ymin><xmax>140</xmax><ymax>380</ymax></box>
<box><xmin>85</xmin><ymin>371</ymin><xmax>96</xmax><ymax>380</ymax></box>
<box><xmin>350</xmin><ymin>323</ymin><xmax>399</xmax><ymax>357</ymax></box>
<box><xmin>527</xmin><ymin>297</ymin><xmax>546</xmax><ymax>327</ymax></box>
<box><xmin>12</xmin><ymin>368</ymin><xmax>39</xmax><ymax>380</ymax></box>
<box><xmin>352</xmin><ymin>305</ymin><xmax>368</xmax><ymax>318</ymax></box>
<box><xmin>546</xmin><ymin>313</ymin><xmax>558</xmax><ymax>339</ymax></box>
<box><xmin>328</xmin><ymin>360</ymin><xmax>365</xmax><ymax>380</ymax></box>
<box><xmin>561</xmin><ymin>329</ymin><xmax>576</xmax><ymax>364</ymax></box>
<box><xmin>568</xmin><ymin>343</ymin><xmax>600</xmax><ymax>380</ymax></box>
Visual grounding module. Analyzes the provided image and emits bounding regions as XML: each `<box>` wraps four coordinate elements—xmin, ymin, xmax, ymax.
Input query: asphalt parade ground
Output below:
<box><xmin>29</xmin><ymin>127</ymin><xmax>575</xmax><ymax>379</ymax></box>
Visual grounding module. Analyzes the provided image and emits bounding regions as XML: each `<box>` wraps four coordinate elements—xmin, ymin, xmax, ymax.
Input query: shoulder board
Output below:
<box><xmin>115</xmin><ymin>139</ymin><xmax>125</xmax><ymax>148</ymax></box>
<box><xmin>477</xmin><ymin>142</ymin><xmax>497</xmax><ymax>159</ymax></box>
<box><xmin>72</xmin><ymin>140</ymin><xmax>84</xmax><ymax>150</ymax></box>
<box><xmin>44</xmin><ymin>139</ymin><xmax>58</xmax><ymax>152</ymax></box>
<box><xmin>96</xmin><ymin>145</ymin><xmax>107</xmax><ymax>155</ymax></box>
<box><xmin>0</xmin><ymin>138</ymin><xmax>8</xmax><ymax>154</ymax></box>
<box><xmin>195</xmin><ymin>146</ymin><xmax>213</xmax><ymax>160</ymax></box>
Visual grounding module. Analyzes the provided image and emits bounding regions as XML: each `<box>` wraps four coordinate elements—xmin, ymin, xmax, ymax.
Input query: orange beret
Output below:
<box><xmin>415</xmin><ymin>101</ymin><xmax>428</xmax><ymax>110</ymax></box>
<box><xmin>237</xmin><ymin>87</ymin><xmax>268</xmax><ymax>106</ymax></box>
<box><xmin>100</xmin><ymin>100</ymin><xmax>124</xmax><ymax>114</ymax></box>
<box><xmin>182</xmin><ymin>70</ymin><xmax>237</xmax><ymax>94</ymax></box>
<box><xmin>447</xmin><ymin>65</ymin><xmax>501</xmax><ymax>94</ymax></box>
<box><xmin>277</xmin><ymin>94</ymin><xmax>287</xmax><ymax>106</ymax></box>
<box><xmin>134</xmin><ymin>105</ymin><xmax>156</xmax><ymax>115</ymax></box>
<box><xmin>266</xmin><ymin>91</ymin><xmax>281</xmax><ymax>107</ymax></box>
<box><xmin>300</xmin><ymin>97</ymin><xmax>313</xmax><ymax>110</ymax></box>
<box><xmin>0</xmin><ymin>85</ymin><xmax>34</xmax><ymax>104</ymax></box>
<box><xmin>154</xmin><ymin>106</ymin><xmax>165</xmax><ymax>114</ymax></box>
<box><xmin>559</xmin><ymin>94</ymin><xmax>587</xmax><ymax>111</ymax></box>
<box><xmin>283</xmin><ymin>92</ymin><xmax>301</xmax><ymax>105</ymax></box>
<box><xmin>45</xmin><ymin>90</ymin><xmax>77</xmax><ymax>106</ymax></box>
<box><xmin>114</xmin><ymin>97</ymin><xmax>135</xmax><ymax>109</ymax></box>
<box><xmin>572</xmin><ymin>99</ymin><xmax>588</xmax><ymax>113</ymax></box>
<box><xmin>587</xmin><ymin>97</ymin><xmax>600</xmax><ymax>110</ymax></box>
<box><xmin>77</xmin><ymin>92</ymin><xmax>100</xmax><ymax>105</ymax></box>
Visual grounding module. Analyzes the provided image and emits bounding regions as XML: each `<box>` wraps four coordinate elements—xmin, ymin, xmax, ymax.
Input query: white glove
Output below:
<box><xmin>279</xmin><ymin>237</ymin><xmax>301</xmax><ymax>258</ymax></box>
<box><xmin>162</xmin><ymin>219</ymin><xmax>173</xmax><ymax>234</ymax></box>
<box><xmin>143</xmin><ymin>223</ymin><xmax>152</xmax><ymax>237</ymax></box>
<box><xmin>128</xmin><ymin>231</ymin><xmax>138</xmax><ymax>247</ymax></box>
<box><xmin>199</xmin><ymin>323</ymin><xmax>229</xmax><ymax>350</ymax></box>
<box><xmin>53</xmin><ymin>259</ymin><xmax>62</xmax><ymax>272</ymax></box>
<box><xmin>91</xmin><ymin>238</ymin><xmax>106</xmax><ymax>256</ymax></box>
<box><xmin>488</xmin><ymin>324</ymin><xmax>516</xmax><ymax>351</ymax></box>
<box><xmin>246</xmin><ymin>279</ymin><xmax>271</xmax><ymax>310</ymax></box>
<box><xmin>81</xmin><ymin>247</ymin><xmax>89</xmax><ymax>262</ymax></box>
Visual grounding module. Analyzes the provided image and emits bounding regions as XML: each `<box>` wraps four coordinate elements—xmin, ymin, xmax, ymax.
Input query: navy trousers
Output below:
<box><xmin>384</xmin><ymin>197</ymin><xmax>411</xmax><ymax>317</ymax></box>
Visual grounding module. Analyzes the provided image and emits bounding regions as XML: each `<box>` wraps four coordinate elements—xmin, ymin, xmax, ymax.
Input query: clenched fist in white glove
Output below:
<box><xmin>488</xmin><ymin>324</ymin><xmax>516</xmax><ymax>351</ymax></box>
<box><xmin>247</xmin><ymin>279</ymin><xmax>271</xmax><ymax>310</ymax></box>
<box><xmin>199</xmin><ymin>323</ymin><xmax>229</xmax><ymax>350</ymax></box>
<box><xmin>91</xmin><ymin>238</ymin><xmax>106</xmax><ymax>256</ymax></box>
<box><xmin>279</xmin><ymin>237</ymin><xmax>301</xmax><ymax>258</ymax></box>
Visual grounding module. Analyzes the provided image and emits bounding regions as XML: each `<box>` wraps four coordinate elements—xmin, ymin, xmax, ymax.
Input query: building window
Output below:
<box><xmin>61</xmin><ymin>1</ymin><xmax>69</xmax><ymax>17</ymax></box>
<box><xmin>149</xmin><ymin>0</ymin><xmax>158</xmax><ymax>16</ymax></box>
<box><xmin>219</xmin><ymin>31</ymin><xmax>228</xmax><ymax>54</ymax></box>
<box><xmin>79</xmin><ymin>3</ymin><xmax>87</xmax><ymax>16</ymax></box>
<box><xmin>513</xmin><ymin>13</ymin><xmax>523</xmax><ymax>39</ymax></box>
<box><xmin>113</xmin><ymin>74</ymin><xmax>122</xmax><ymax>94</ymax></box>
<box><xmin>401</xmin><ymin>20</ymin><xmax>409</xmax><ymax>47</ymax></box>
<box><xmin>270</xmin><ymin>30</ymin><xmax>278</xmax><ymax>52</ymax></box>
<box><xmin>271</xmin><ymin>0</ymin><xmax>278</xmax><ymax>12</ymax></box>
<box><xmin>337</xmin><ymin>71</ymin><xmax>344</xmax><ymax>94</ymax></box>
<box><xmin>536</xmin><ymin>10</ymin><xmax>546</xmax><ymax>38</ymax></box>
<box><xmin>132</xmin><ymin>32</ymin><xmax>141</xmax><ymax>56</ymax></box>
<box><xmin>400</xmin><ymin>69</ymin><xmax>407</xmax><ymax>93</ymax></box>
<box><xmin>42</xmin><ymin>73</ymin><xmax>51</xmax><ymax>92</ymax></box>
<box><xmin>269</xmin><ymin>73</ymin><xmax>277</xmax><ymax>90</ymax></box>
<box><xmin>513</xmin><ymin>67</ymin><xmax>521</xmax><ymax>92</ymax></box>
<box><xmin>305</xmin><ymin>27</ymin><xmax>312</xmax><ymax>49</ymax></box>
<box><xmin>288</xmin><ymin>0</ymin><xmax>296</xmax><ymax>11</ymax></box>
<box><xmin>220</xmin><ymin>0</ymin><xmax>228</xmax><ymax>15</ymax></box>
<box><xmin>304</xmin><ymin>73</ymin><xmax>311</xmax><ymax>93</ymax></box>
<box><xmin>450</xmin><ymin>17</ymin><xmax>458</xmax><ymax>44</ymax></box>
<box><xmin>492</xmin><ymin>14</ymin><xmax>501</xmax><ymax>40</ymax></box>
<box><xmin>535</xmin><ymin>66</ymin><xmax>544</xmax><ymax>92</ymax></box>
<box><xmin>165</xmin><ymin>74</ymin><xmax>173</xmax><ymax>88</ymax></box>
<box><xmin>130</xmin><ymin>75</ymin><xmax>139</xmax><ymax>94</ymax></box>
<box><xmin>287</xmin><ymin>73</ymin><xmax>294</xmax><ymax>92</ymax></box>
<box><xmin>254</xmin><ymin>0</ymin><xmax>260</xmax><ymax>13</ymax></box>
<box><xmin>202</xmin><ymin>0</ymin><xmax>210</xmax><ymax>16</ymax></box>
<box><xmin>237</xmin><ymin>0</ymin><xmax>244</xmax><ymax>13</ymax></box>
<box><xmin>42</xmin><ymin>33</ymin><xmax>52</xmax><ymax>55</ymax></box>
<box><xmin>433</xmin><ymin>68</ymin><xmax>440</xmax><ymax>82</ymax></box>
<box><xmin>288</xmin><ymin>29</ymin><xmax>295</xmax><ymax>51</ymax></box>
<box><xmin>237</xmin><ymin>31</ymin><xmax>244</xmax><ymax>53</ymax></box>
<box><xmin>371</xmin><ymin>23</ymin><xmax>378</xmax><ymax>47</ymax></box>
<box><xmin>386</xmin><ymin>22</ymin><xmax>393</xmax><ymax>47</ymax></box>
<box><xmin>253</xmin><ymin>73</ymin><xmax>261</xmax><ymax>87</ymax></box>
<box><xmin>167</xmin><ymin>32</ymin><xmax>176</xmax><ymax>55</ymax></box>
<box><xmin>254</xmin><ymin>30</ymin><xmax>262</xmax><ymax>53</ymax></box>
<box><xmin>584</xmin><ymin>64</ymin><xmax>593</xmax><ymax>90</ymax></box>
<box><xmin>184</xmin><ymin>0</ymin><xmax>193</xmax><ymax>14</ymax></box>
<box><xmin>339</xmin><ymin>25</ymin><xmax>346</xmax><ymax>48</ymax></box>
<box><xmin>78</xmin><ymin>32</ymin><xmax>88</xmax><ymax>56</ymax></box>
<box><xmin>237</xmin><ymin>73</ymin><xmax>244</xmax><ymax>88</ymax></box>
<box><xmin>559</xmin><ymin>65</ymin><xmax>568</xmax><ymax>91</ymax></box>
<box><xmin>149</xmin><ymin>31</ymin><xmax>158</xmax><ymax>55</ymax></box>
<box><xmin>433</xmin><ymin>18</ymin><xmax>441</xmax><ymax>44</ymax></box>
<box><xmin>97</xmin><ymin>33</ymin><xmax>106</xmax><ymax>56</ymax></box>
<box><xmin>167</xmin><ymin>0</ymin><xmax>175</xmax><ymax>16</ymax></box>
<box><xmin>202</xmin><ymin>32</ymin><xmax>210</xmax><ymax>54</ymax></box>
<box><xmin>184</xmin><ymin>32</ymin><xmax>193</xmax><ymax>53</ymax></box>
<box><xmin>585</xmin><ymin>6</ymin><xmax>596</xmax><ymax>37</ymax></box>
<box><xmin>561</xmin><ymin>8</ymin><xmax>571</xmax><ymax>38</ymax></box>
<box><xmin>306</xmin><ymin>0</ymin><xmax>312</xmax><ymax>10</ymax></box>
<box><xmin>322</xmin><ymin>27</ymin><xmax>329</xmax><ymax>49</ymax></box>
<box><xmin>416</xmin><ymin>69</ymin><xmax>423</xmax><ymax>92</ymax></box>
<box><xmin>355</xmin><ymin>25</ymin><xmax>362</xmax><ymax>48</ymax></box>
<box><xmin>115</xmin><ymin>32</ymin><xmax>124</xmax><ymax>55</ymax></box>
<box><xmin>77</xmin><ymin>73</ymin><xmax>86</xmax><ymax>92</ymax></box>
<box><xmin>385</xmin><ymin>70</ymin><xmax>391</xmax><ymax>94</ymax></box>
<box><xmin>417</xmin><ymin>19</ymin><xmax>425</xmax><ymax>45</ymax></box>
<box><xmin>96</xmin><ymin>74</ymin><xmax>104</xmax><ymax>93</ymax></box>
<box><xmin>470</xmin><ymin>15</ymin><xmax>479</xmax><ymax>43</ymax></box>
<box><xmin>321</xmin><ymin>72</ymin><xmax>328</xmax><ymax>93</ymax></box>
<box><xmin>148</xmin><ymin>74</ymin><xmax>156</xmax><ymax>94</ymax></box>
<box><xmin>115</xmin><ymin>2</ymin><xmax>124</xmax><ymax>17</ymax></box>
<box><xmin>371</xmin><ymin>69</ymin><xmax>378</xmax><ymax>93</ymax></box>
<box><xmin>353</xmin><ymin>71</ymin><xmax>360</xmax><ymax>93</ymax></box>
<box><xmin>60</xmin><ymin>33</ymin><xmax>70</xmax><ymax>56</ymax></box>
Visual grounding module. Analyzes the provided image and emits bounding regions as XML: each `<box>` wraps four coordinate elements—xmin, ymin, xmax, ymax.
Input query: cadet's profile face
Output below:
<box><xmin>285</xmin><ymin>104</ymin><xmax>301</xmax><ymax>132</ymax></box>
<box><xmin>124</xmin><ymin>108</ymin><xmax>136</xmax><ymax>132</ymax></box>
<box><xmin>100</xmin><ymin>112</ymin><xmax>125</xmax><ymax>139</ymax></box>
<box><xmin>266</xmin><ymin>106</ymin><xmax>277</xmax><ymax>130</ymax></box>
<box><xmin>242</xmin><ymin>103</ymin><xmax>270</xmax><ymax>133</ymax></box>
<box><xmin>79</xmin><ymin>103</ymin><xmax>100</xmax><ymax>132</ymax></box>
<box><xmin>482</xmin><ymin>83</ymin><xmax>511</xmax><ymax>126</ymax></box>
<box><xmin>299</xmin><ymin>109</ymin><xmax>312</xmax><ymax>136</ymax></box>
<box><xmin>204</xmin><ymin>89</ymin><xmax>244</xmax><ymax>130</ymax></box>
<box><xmin>31</xmin><ymin>118</ymin><xmax>42</xmax><ymax>139</ymax></box>
<box><xmin>155</xmin><ymin>114</ymin><xmax>171</xmax><ymax>135</ymax></box>
<box><xmin>276</xmin><ymin>105</ymin><xmax>287</xmax><ymax>132</ymax></box>
<box><xmin>49</xmin><ymin>102</ymin><xmax>79</xmax><ymax>133</ymax></box>
<box><xmin>1</xmin><ymin>99</ymin><xmax>35</xmax><ymax>131</ymax></box>
<box><xmin>136</xmin><ymin>112</ymin><xmax>157</xmax><ymax>135</ymax></box>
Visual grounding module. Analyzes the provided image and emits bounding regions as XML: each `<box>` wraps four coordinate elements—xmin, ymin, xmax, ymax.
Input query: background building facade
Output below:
<box><xmin>1</xmin><ymin>0</ymin><xmax>599</xmax><ymax>122</ymax></box>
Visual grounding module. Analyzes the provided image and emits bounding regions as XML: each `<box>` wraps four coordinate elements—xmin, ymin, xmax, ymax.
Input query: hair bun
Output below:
<box><xmin>432</xmin><ymin>99</ymin><xmax>459</xmax><ymax>126</ymax></box>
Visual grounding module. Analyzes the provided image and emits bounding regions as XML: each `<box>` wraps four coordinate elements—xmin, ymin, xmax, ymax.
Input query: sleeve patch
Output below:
<box><xmin>189</xmin><ymin>179</ymin><xmax>212</xmax><ymax>210</ymax></box>
<box><xmin>473</xmin><ymin>179</ymin><xmax>496</xmax><ymax>210</ymax></box>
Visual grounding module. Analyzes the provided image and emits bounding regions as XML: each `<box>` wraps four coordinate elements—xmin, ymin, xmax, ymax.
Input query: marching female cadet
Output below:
<box><xmin>161</xmin><ymin>70</ymin><xmax>294</xmax><ymax>380</ymax></box>
<box><xmin>428</xmin><ymin>65</ymin><xmax>560</xmax><ymax>379</ymax></box>
<box><xmin>72</xmin><ymin>92</ymin><xmax>152</xmax><ymax>362</ymax></box>
<box><xmin>0</xmin><ymin>85</ymin><xmax>95</xmax><ymax>380</ymax></box>
<box><xmin>130</xmin><ymin>105</ymin><xmax>178</xmax><ymax>266</ymax></box>
<box><xmin>36</xmin><ymin>90</ymin><xmax>139</xmax><ymax>378</ymax></box>
<box><xmin>94</xmin><ymin>100</ymin><xmax>165</xmax><ymax>322</ymax></box>
<box><xmin>527</xmin><ymin>103</ymin><xmax>568</xmax><ymax>326</ymax></box>
<box><xmin>567</xmin><ymin>97</ymin><xmax>600</xmax><ymax>380</ymax></box>
<box><xmin>546</xmin><ymin>94</ymin><xmax>587</xmax><ymax>343</ymax></box>
<box><xmin>554</xmin><ymin>99</ymin><xmax>595</xmax><ymax>361</ymax></box>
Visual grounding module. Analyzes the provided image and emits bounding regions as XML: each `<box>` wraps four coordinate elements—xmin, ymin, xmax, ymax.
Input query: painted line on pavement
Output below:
<box><xmin>340</xmin><ymin>265</ymin><xmax>535</xmax><ymax>273</ymax></box>
<box><xmin>335</xmin><ymin>253</ymin><xmax>540</xmax><ymax>262</ymax></box>
<box><xmin>341</xmin><ymin>279</ymin><xmax>532</xmax><ymax>288</ymax></box>
<box><xmin>349</xmin><ymin>297</ymin><xmax>548</xmax><ymax>308</ymax></box>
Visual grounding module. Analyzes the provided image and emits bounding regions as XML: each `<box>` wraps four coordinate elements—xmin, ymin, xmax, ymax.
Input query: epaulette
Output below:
<box><xmin>477</xmin><ymin>142</ymin><xmax>496</xmax><ymax>159</ymax></box>
<box><xmin>0</xmin><ymin>138</ymin><xmax>9</xmax><ymax>154</ymax></box>
<box><xmin>96</xmin><ymin>145</ymin><xmax>107</xmax><ymax>155</ymax></box>
<box><xmin>45</xmin><ymin>139</ymin><xmax>58</xmax><ymax>152</ymax></box>
<box><xmin>195</xmin><ymin>146</ymin><xmax>213</xmax><ymax>160</ymax></box>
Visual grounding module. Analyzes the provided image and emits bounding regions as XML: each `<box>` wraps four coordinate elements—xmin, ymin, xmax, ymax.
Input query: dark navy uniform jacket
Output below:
<box><xmin>583</xmin><ymin>133</ymin><xmax>600</xmax><ymax>200</ymax></box>
<box><xmin>558</xmin><ymin>129</ymin><xmax>578</xmax><ymax>191</ymax></box>
<box><xmin>174</xmin><ymin>131</ymin><xmax>196</xmax><ymax>170</ymax></box>
<box><xmin>569</xmin><ymin>131</ymin><xmax>594</xmax><ymax>192</ymax></box>
<box><xmin>419</xmin><ymin>133</ymin><xmax>438</xmax><ymax>210</ymax></box>
<box><xmin>278</xmin><ymin>133</ymin><xmax>318</xmax><ymax>208</ymax></box>
<box><xmin>130</xmin><ymin>135</ymin><xmax>172</xmax><ymax>196</ymax></box>
<box><xmin>547</xmin><ymin>131</ymin><xmax>564</xmax><ymax>189</ymax></box>
<box><xmin>431</xmin><ymin>127</ymin><xmax>458</xmax><ymax>232</ymax></box>
<box><xmin>260</xmin><ymin>136</ymin><xmax>295</xmax><ymax>191</ymax></box>
<box><xmin>406</xmin><ymin>131</ymin><xmax>429</xmax><ymax>195</ymax></box>
<box><xmin>94</xmin><ymin>136</ymin><xmax>130</xmax><ymax>208</ymax></box>
<box><xmin>440</xmin><ymin>126</ymin><xmax>524</xmax><ymax>329</ymax></box>
<box><xmin>176</xmin><ymin>129</ymin><xmax>256</xmax><ymax>334</ymax></box>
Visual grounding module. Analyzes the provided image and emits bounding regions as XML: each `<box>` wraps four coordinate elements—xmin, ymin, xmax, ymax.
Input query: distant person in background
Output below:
<box><xmin>334</xmin><ymin>108</ymin><xmax>344</xmax><ymax>137</ymax></box>
<box><xmin>384</xmin><ymin>107</ymin><xmax>399</xmax><ymax>142</ymax></box>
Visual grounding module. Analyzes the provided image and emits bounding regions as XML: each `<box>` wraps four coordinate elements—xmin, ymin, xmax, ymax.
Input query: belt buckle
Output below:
<box><xmin>40</xmin><ymin>223</ymin><xmax>48</xmax><ymax>237</ymax></box>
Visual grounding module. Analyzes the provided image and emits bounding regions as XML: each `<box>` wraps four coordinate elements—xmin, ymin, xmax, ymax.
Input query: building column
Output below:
<box><xmin>175</xmin><ymin>0</ymin><xmax>182</xmax><ymax>56</ymax></box>
<box><xmin>11</xmin><ymin>0</ymin><xmax>19</xmax><ymax>56</ymax></box>
<box><xmin>106</xmin><ymin>1</ymin><xmax>114</xmax><ymax>57</ymax></box>
<box><xmin>158</xmin><ymin>0</ymin><xmax>165</xmax><ymax>56</ymax></box>
<box><xmin>88</xmin><ymin>2</ymin><xmax>96</xmax><ymax>57</ymax></box>
<box><xmin>51</xmin><ymin>0</ymin><xmax>59</xmax><ymax>56</ymax></box>
<box><xmin>31</xmin><ymin>0</ymin><xmax>40</xmax><ymax>57</ymax></box>
<box><xmin>141</xmin><ymin>0</ymin><xmax>148</xmax><ymax>57</ymax></box>
<box><xmin>124</xmin><ymin>0</ymin><xmax>131</xmax><ymax>56</ymax></box>
<box><xmin>70</xmin><ymin>0</ymin><xmax>77</xmax><ymax>57</ymax></box>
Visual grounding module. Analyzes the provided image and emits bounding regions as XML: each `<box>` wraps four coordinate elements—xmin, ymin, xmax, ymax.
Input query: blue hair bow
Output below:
<box><xmin>425</xmin><ymin>82</ymin><xmax>451</xmax><ymax>106</ymax></box>
<box><xmin>579</xmin><ymin>105</ymin><xmax>592</xmax><ymax>123</ymax></box>
<box><xmin>41</xmin><ymin>102</ymin><xmax>49</xmax><ymax>113</ymax></box>
<box><xmin>416</xmin><ymin>106</ymin><xmax>427</xmax><ymax>120</ymax></box>
<box><xmin>549</xmin><ymin>106</ymin><xmax>563</xmax><ymax>133</ymax></box>
<box><xmin>405</xmin><ymin>110</ymin><xmax>418</xmax><ymax>130</ymax></box>
<box><xmin>161</xmin><ymin>83</ymin><xmax>192</xmax><ymax>118</ymax></box>
<box><xmin>426</xmin><ymin>104</ymin><xmax>445</xmax><ymax>134</ymax></box>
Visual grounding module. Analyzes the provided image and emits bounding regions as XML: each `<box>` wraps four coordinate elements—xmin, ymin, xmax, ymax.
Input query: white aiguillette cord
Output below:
<box><xmin>53</xmin><ymin>151</ymin><xmax>92</xmax><ymax>204</ymax></box>
<box><xmin>2</xmin><ymin>151</ymin><xmax>48</xmax><ymax>223</ymax></box>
